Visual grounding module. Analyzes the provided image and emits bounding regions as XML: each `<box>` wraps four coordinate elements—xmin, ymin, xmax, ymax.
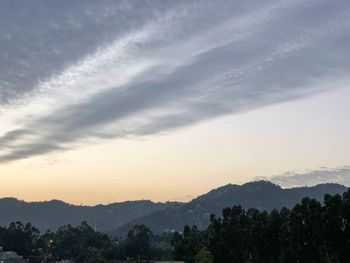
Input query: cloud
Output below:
<box><xmin>266</xmin><ymin>166</ymin><xmax>350</xmax><ymax>188</ymax></box>
<box><xmin>1</xmin><ymin>0</ymin><xmax>350</xmax><ymax>162</ymax></box>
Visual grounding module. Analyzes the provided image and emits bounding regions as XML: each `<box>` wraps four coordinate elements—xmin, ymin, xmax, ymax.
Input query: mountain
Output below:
<box><xmin>0</xmin><ymin>198</ymin><xmax>178</xmax><ymax>232</ymax></box>
<box><xmin>0</xmin><ymin>181</ymin><xmax>347</xmax><ymax>235</ymax></box>
<box><xmin>113</xmin><ymin>181</ymin><xmax>347</xmax><ymax>236</ymax></box>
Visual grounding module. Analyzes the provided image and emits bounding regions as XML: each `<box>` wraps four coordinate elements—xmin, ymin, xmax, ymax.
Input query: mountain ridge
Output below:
<box><xmin>0</xmin><ymin>198</ymin><xmax>180</xmax><ymax>232</ymax></box>
<box><xmin>113</xmin><ymin>181</ymin><xmax>347</xmax><ymax>236</ymax></box>
<box><xmin>0</xmin><ymin>181</ymin><xmax>347</xmax><ymax>235</ymax></box>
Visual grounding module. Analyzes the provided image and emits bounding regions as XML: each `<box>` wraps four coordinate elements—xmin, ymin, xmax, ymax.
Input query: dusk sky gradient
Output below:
<box><xmin>1</xmin><ymin>0</ymin><xmax>350</xmax><ymax>204</ymax></box>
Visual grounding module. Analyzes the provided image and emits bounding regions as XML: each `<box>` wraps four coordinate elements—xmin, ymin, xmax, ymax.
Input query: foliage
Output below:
<box><xmin>195</xmin><ymin>247</ymin><xmax>213</xmax><ymax>263</ymax></box>
<box><xmin>48</xmin><ymin>221</ymin><xmax>113</xmax><ymax>262</ymax></box>
<box><xmin>172</xmin><ymin>225</ymin><xmax>206</xmax><ymax>263</ymax></box>
<box><xmin>0</xmin><ymin>222</ymin><xmax>171</xmax><ymax>262</ymax></box>
<box><xmin>121</xmin><ymin>224</ymin><xmax>153</xmax><ymax>260</ymax></box>
<box><xmin>0</xmin><ymin>221</ymin><xmax>39</xmax><ymax>257</ymax></box>
<box><xmin>172</xmin><ymin>189</ymin><xmax>350</xmax><ymax>263</ymax></box>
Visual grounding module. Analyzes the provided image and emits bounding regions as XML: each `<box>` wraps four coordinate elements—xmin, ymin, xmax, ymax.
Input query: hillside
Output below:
<box><xmin>113</xmin><ymin>181</ymin><xmax>347</xmax><ymax>236</ymax></box>
<box><xmin>0</xmin><ymin>181</ymin><xmax>346</xmax><ymax>235</ymax></box>
<box><xmin>0</xmin><ymin>198</ymin><xmax>178</xmax><ymax>232</ymax></box>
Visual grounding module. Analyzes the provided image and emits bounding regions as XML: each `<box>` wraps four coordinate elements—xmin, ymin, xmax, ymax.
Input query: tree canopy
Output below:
<box><xmin>2</xmin><ymin>189</ymin><xmax>350</xmax><ymax>262</ymax></box>
<box><xmin>172</xmin><ymin>189</ymin><xmax>350</xmax><ymax>263</ymax></box>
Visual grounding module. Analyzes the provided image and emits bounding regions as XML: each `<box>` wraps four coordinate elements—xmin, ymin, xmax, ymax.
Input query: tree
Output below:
<box><xmin>289</xmin><ymin>198</ymin><xmax>325</xmax><ymax>263</ymax></box>
<box><xmin>125</xmin><ymin>224</ymin><xmax>153</xmax><ymax>260</ymax></box>
<box><xmin>0</xmin><ymin>222</ymin><xmax>40</xmax><ymax>257</ymax></box>
<box><xmin>172</xmin><ymin>225</ymin><xmax>205</xmax><ymax>263</ymax></box>
<box><xmin>172</xmin><ymin>231</ymin><xmax>185</xmax><ymax>260</ymax></box>
<box><xmin>208</xmin><ymin>206</ymin><xmax>249</xmax><ymax>263</ymax></box>
<box><xmin>195</xmin><ymin>247</ymin><xmax>213</xmax><ymax>263</ymax></box>
<box><xmin>51</xmin><ymin>221</ymin><xmax>113</xmax><ymax>262</ymax></box>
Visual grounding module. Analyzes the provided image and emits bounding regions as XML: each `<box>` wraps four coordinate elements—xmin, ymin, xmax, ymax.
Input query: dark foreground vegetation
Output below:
<box><xmin>1</xmin><ymin>189</ymin><xmax>350</xmax><ymax>262</ymax></box>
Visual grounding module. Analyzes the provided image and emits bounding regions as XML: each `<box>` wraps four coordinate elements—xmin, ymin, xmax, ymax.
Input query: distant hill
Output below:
<box><xmin>113</xmin><ymin>181</ymin><xmax>347</xmax><ymax>236</ymax></box>
<box><xmin>0</xmin><ymin>181</ymin><xmax>347</xmax><ymax>235</ymax></box>
<box><xmin>0</xmin><ymin>198</ymin><xmax>179</xmax><ymax>232</ymax></box>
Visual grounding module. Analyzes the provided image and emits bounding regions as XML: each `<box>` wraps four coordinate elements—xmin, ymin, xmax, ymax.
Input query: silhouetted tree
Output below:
<box><xmin>125</xmin><ymin>224</ymin><xmax>153</xmax><ymax>260</ymax></box>
<box><xmin>0</xmin><ymin>222</ymin><xmax>39</xmax><ymax>257</ymax></box>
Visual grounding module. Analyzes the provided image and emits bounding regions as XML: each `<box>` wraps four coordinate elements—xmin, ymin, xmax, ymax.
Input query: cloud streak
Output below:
<box><xmin>268</xmin><ymin>166</ymin><xmax>350</xmax><ymax>188</ymax></box>
<box><xmin>1</xmin><ymin>0</ymin><xmax>350</xmax><ymax>162</ymax></box>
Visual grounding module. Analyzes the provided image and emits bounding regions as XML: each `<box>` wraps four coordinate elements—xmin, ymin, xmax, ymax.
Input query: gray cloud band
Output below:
<box><xmin>0</xmin><ymin>0</ymin><xmax>350</xmax><ymax>162</ymax></box>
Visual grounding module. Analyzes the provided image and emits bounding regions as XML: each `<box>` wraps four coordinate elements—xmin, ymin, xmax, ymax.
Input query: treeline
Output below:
<box><xmin>1</xmin><ymin>189</ymin><xmax>350</xmax><ymax>262</ymax></box>
<box><xmin>0</xmin><ymin>222</ymin><xmax>172</xmax><ymax>262</ymax></box>
<box><xmin>172</xmin><ymin>189</ymin><xmax>350</xmax><ymax>263</ymax></box>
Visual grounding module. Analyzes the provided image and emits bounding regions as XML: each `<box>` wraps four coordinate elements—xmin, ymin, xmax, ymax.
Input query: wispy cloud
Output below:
<box><xmin>266</xmin><ymin>166</ymin><xmax>350</xmax><ymax>188</ymax></box>
<box><xmin>1</xmin><ymin>0</ymin><xmax>350</xmax><ymax>162</ymax></box>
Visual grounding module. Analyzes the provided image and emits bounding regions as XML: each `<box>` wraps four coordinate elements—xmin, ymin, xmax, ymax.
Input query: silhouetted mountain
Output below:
<box><xmin>0</xmin><ymin>198</ymin><xmax>178</xmax><ymax>232</ymax></box>
<box><xmin>1</xmin><ymin>181</ymin><xmax>346</xmax><ymax>235</ymax></box>
<box><xmin>114</xmin><ymin>181</ymin><xmax>347</xmax><ymax>236</ymax></box>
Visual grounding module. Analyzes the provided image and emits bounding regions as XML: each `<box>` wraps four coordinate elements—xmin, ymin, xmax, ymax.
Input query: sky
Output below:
<box><xmin>0</xmin><ymin>0</ymin><xmax>350</xmax><ymax>205</ymax></box>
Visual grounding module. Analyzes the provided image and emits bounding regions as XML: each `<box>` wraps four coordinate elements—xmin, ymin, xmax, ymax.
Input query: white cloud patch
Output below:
<box><xmin>0</xmin><ymin>0</ymin><xmax>350</xmax><ymax>162</ymax></box>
